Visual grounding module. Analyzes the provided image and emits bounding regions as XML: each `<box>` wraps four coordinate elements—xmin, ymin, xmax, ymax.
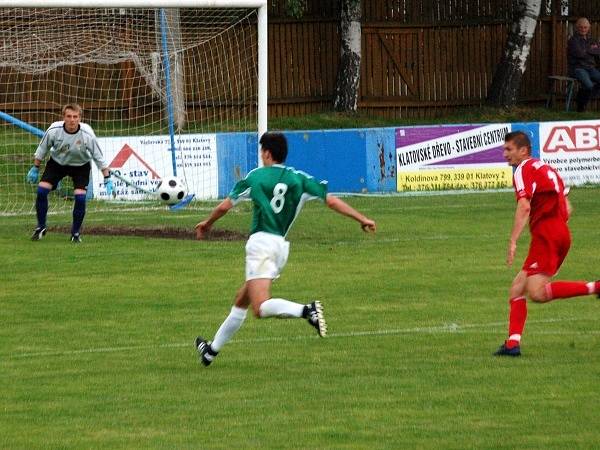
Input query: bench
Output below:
<box><xmin>546</xmin><ymin>75</ymin><xmax>577</xmax><ymax>111</ymax></box>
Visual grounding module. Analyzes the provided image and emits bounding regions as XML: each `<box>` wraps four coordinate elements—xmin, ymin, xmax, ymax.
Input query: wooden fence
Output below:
<box><xmin>268</xmin><ymin>0</ymin><xmax>600</xmax><ymax>118</ymax></box>
<box><xmin>269</xmin><ymin>15</ymin><xmax>600</xmax><ymax>119</ymax></box>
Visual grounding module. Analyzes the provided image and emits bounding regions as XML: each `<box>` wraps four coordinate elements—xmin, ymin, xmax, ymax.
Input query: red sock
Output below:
<box><xmin>507</xmin><ymin>297</ymin><xmax>527</xmax><ymax>348</ymax></box>
<box><xmin>545</xmin><ymin>281</ymin><xmax>596</xmax><ymax>300</ymax></box>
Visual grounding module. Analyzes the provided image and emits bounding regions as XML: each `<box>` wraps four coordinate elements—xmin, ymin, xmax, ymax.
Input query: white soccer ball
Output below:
<box><xmin>156</xmin><ymin>176</ymin><xmax>187</xmax><ymax>205</ymax></box>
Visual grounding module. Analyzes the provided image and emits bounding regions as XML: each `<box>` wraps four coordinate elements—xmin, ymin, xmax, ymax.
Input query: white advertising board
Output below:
<box><xmin>540</xmin><ymin>121</ymin><xmax>600</xmax><ymax>186</ymax></box>
<box><xmin>91</xmin><ymin>133</ymin><xmax>218</xmax><ymax>200</ymax></box>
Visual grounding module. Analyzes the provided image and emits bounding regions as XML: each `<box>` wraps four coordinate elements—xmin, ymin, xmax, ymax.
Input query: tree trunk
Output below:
<box><xmin>333</xmin><ymin>0</ymin><xmax>361</xmax><ymax>112</ymax></box>
<box><xmin>486</xmin><ymin>0</ymin><xmax>542</xmax><ymax>107</ymax></box>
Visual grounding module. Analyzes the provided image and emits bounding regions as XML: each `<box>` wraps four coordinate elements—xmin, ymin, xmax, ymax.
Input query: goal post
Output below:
<box><xmin>0</xmin><ymin>0</ymin><xmax>267</xmax><ymax>214</ymax></box>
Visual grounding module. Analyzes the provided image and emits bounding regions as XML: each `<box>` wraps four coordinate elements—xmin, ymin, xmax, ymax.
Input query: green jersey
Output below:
<box><xmin>229</xmin><ymin>164</ymin><xmax>328</xmax><ymax>237</ymax></box>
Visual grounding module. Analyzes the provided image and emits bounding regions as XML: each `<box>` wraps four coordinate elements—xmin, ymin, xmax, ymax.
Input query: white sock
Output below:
<box><xmin>211</xmin><ymin>306</ymin><xmax>247</xmax><ymax>352</ymax></box>
<box><xmin>259</xmin><ymin>298</ymin><xmax>304</xmax><ymax>318</ymax></box>
<box><xmin>586</xmin><ymin>281</ymin><xmax>596</xmax><ymax>295</ymax></box>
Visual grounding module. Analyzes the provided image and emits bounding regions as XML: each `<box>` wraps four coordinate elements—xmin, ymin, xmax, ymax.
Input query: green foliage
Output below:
<box><xmin>285</xmin><ymin>0</ymin><xmax>307</xmax><ymax>19</ymax></box>
<box><xmin>2</xmin><ymin>189</ymin><xmax>600</xmax><ymax>449</ymax></box>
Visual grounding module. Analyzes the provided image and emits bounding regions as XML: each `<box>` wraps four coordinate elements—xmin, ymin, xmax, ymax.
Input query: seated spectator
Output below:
<box><xmin>567</xmin><ymin>17</ymin><xmax>600</xmax><ymax>112</ymax></box>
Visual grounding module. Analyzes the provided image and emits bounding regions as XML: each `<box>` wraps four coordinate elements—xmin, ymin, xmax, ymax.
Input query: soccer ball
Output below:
<box><xmin>156</xmin><ymin>176</ymin><xmax>187</xmax><ymax>205</ymax></box>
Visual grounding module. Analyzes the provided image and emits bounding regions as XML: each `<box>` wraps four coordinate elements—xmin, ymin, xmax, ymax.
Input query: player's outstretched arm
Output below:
<box><xmin>195</xmin><ymin>197</ymin><xmax>234</xmax><ymax>239</ymax></box>
<box><xmin>325</xmin><ymin>194</ymin><xmax>376</xmax><ymax>233</ymax></box>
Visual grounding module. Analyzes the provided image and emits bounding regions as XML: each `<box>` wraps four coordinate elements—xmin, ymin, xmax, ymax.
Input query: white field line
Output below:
<box><xmin>6</xmin><ymin>317</ymin><xmax>590</xmax><ymax>360</ymax></box>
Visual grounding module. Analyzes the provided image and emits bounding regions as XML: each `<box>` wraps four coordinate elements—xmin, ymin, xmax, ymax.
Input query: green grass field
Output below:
<box><xmin>2</xmin><ymin>189</ymin><xmax>600</xmax><ymax>449</ymax></box>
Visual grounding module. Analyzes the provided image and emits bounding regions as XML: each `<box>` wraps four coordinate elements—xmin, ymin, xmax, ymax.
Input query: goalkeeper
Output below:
<box><xmin>26</xmin><ymin>103</ymin><xmax>113</xmax><ymax>243</ymax></box>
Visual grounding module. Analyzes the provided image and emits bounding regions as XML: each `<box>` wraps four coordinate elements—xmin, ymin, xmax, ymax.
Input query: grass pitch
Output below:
<box><xmin>2</xmin><ymin>189</ymin><xmax>600</xmax><ymax>449</ymax></box>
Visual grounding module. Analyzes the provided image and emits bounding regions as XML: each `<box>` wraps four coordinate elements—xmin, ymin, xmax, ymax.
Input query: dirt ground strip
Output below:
<box><xmin>50</xmin><ymin>225</ymin><xmax>247</xmax><ymax>241</ymax></box>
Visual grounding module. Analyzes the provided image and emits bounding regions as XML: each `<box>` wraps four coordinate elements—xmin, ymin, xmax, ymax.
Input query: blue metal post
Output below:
<box><xmin>0</xmin><ymin>110</ymin><xmax>44</xmax><ymax>138</ymax></box>
<box><xmin>160</xmin><ymin>8</ymin><xmax>178</xmax><ymax>176</ymax></box>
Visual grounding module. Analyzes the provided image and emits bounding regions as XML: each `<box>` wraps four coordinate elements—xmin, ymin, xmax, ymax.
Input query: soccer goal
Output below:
<box><xmin>0</xmin><ymin>0</ymin><xmax>267</xmax><ymax>214</ymax></box>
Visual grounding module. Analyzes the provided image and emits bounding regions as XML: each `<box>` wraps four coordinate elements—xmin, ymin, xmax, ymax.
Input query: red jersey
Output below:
<box><xmin>512</xmin><ymin>158</ymin><xmax>569</xmax><ymax>229</ymax></box>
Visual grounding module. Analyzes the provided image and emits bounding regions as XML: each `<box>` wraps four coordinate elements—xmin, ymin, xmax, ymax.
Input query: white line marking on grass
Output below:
<box><xmin>240</xmin><ymin>317</ymin><xmax>584</xmax><ymax>343</ymax></box>
<box><xmin>6</xmin><ymin>317</ymin><xmax>588</xmax><ymax>359</ymax></box>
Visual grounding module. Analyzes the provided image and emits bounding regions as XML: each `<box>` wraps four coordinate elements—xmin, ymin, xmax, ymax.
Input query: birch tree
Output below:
<box><xmin>486</xmin><ymin>0</ymin><xmax>542</xmax><ymax>107</ymax></box>
<box><xmin>333</xmin><ymin>0</ymin><xmax>362</xmax><ymax>112</ymax></box>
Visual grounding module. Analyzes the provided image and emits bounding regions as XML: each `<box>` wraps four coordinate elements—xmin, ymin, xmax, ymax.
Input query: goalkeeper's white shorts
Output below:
<box><xmin>245</xmin><ymin>232</ymin><xmax>289</xmax><ymax>281</ymax></box>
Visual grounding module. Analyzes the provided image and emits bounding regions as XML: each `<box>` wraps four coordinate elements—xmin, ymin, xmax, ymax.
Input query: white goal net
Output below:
<box><xmin>0</xmin><ymin>2</ymin><xmax>266</xmax><ymax>214</ymax></box>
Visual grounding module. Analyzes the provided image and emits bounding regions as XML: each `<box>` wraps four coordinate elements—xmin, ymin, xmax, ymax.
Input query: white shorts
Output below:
<box><xmin>245</xmin><ymin>232</ymin><xmax>290</xmax><ymax>281</ymax></box>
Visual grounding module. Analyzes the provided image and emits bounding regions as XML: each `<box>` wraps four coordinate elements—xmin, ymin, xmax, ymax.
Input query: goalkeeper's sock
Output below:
<box><xmin>259</xmin><ymin>298</ymin><xmax>304</xmax><ymax>318</ymax></box>
<box><xmin>506</xmin><ymin>296</ymin><xmax>527</xmax><ymax>348</ymax></box>
<box><xmin>545</xmin><ymin>281</ymin><xmax>597</xmax><ymax>300</ymax></box>
<box><xmin>71</xmin><ymin>194</ymin><xmax>87</xmax><ymax>235</ymax></box>
<box><xmin>211</xmin><ymin>306</ymin><xmax>247</xmax><ymax>352</ymax></box>
<box><xmin>35</xmin><ymin>186</ymin><xmax>50</xmax><ymax>228</ymax></box>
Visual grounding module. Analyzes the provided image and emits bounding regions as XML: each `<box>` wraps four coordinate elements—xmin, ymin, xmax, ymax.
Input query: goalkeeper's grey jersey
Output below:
<box><xmin>229</xmin><ymin>164</ymin><xmax>328</xmax><ymax>237</ymax></box>
<box><xmin>34</xmin><ymin>121</ymin><xmax>108</xmax><ymax>169</ymax></box>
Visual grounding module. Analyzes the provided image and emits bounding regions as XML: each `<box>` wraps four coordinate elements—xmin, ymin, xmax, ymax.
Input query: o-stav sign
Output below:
<box><xmin>540</xmin><ymin>121</ymin><xmax>600</xmax><ymax>186</ymax></box>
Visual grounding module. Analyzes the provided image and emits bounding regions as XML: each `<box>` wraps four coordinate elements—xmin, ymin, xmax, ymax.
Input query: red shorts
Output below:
<box><xmin>522</xmin><ymin>219</ymin><xmax>571</xmax><ymax>277</ymax></box>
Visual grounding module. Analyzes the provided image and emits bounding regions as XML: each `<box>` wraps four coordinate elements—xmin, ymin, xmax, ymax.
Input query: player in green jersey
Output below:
<box><xmin>194</xmin><ymin>132</ymin><xmax>376</xmax><ymax>366</ymax></box>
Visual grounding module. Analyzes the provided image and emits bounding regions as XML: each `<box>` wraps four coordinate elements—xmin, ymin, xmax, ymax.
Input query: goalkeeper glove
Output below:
<box><xmin>104</xmin><ymin>176</ymin><xmax>114</xmax><ymax>197</ymax></box>
<box><xmin>26</xmin><ymin>166</ymin><xmax>39</xmax><ymax>184</ymax></box>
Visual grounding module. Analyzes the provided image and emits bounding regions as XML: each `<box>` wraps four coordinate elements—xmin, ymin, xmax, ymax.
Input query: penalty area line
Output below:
<box><xmin>6</xmin><ymin>317</ymin><xmax>588</xmax><ymax>360</ymax></box>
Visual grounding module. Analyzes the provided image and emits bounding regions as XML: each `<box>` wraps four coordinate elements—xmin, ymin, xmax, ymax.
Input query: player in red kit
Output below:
<box><xmin>494</xmin><ymin>131</ymin><xmax>599</xmax><ymax>356</ymax></box>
